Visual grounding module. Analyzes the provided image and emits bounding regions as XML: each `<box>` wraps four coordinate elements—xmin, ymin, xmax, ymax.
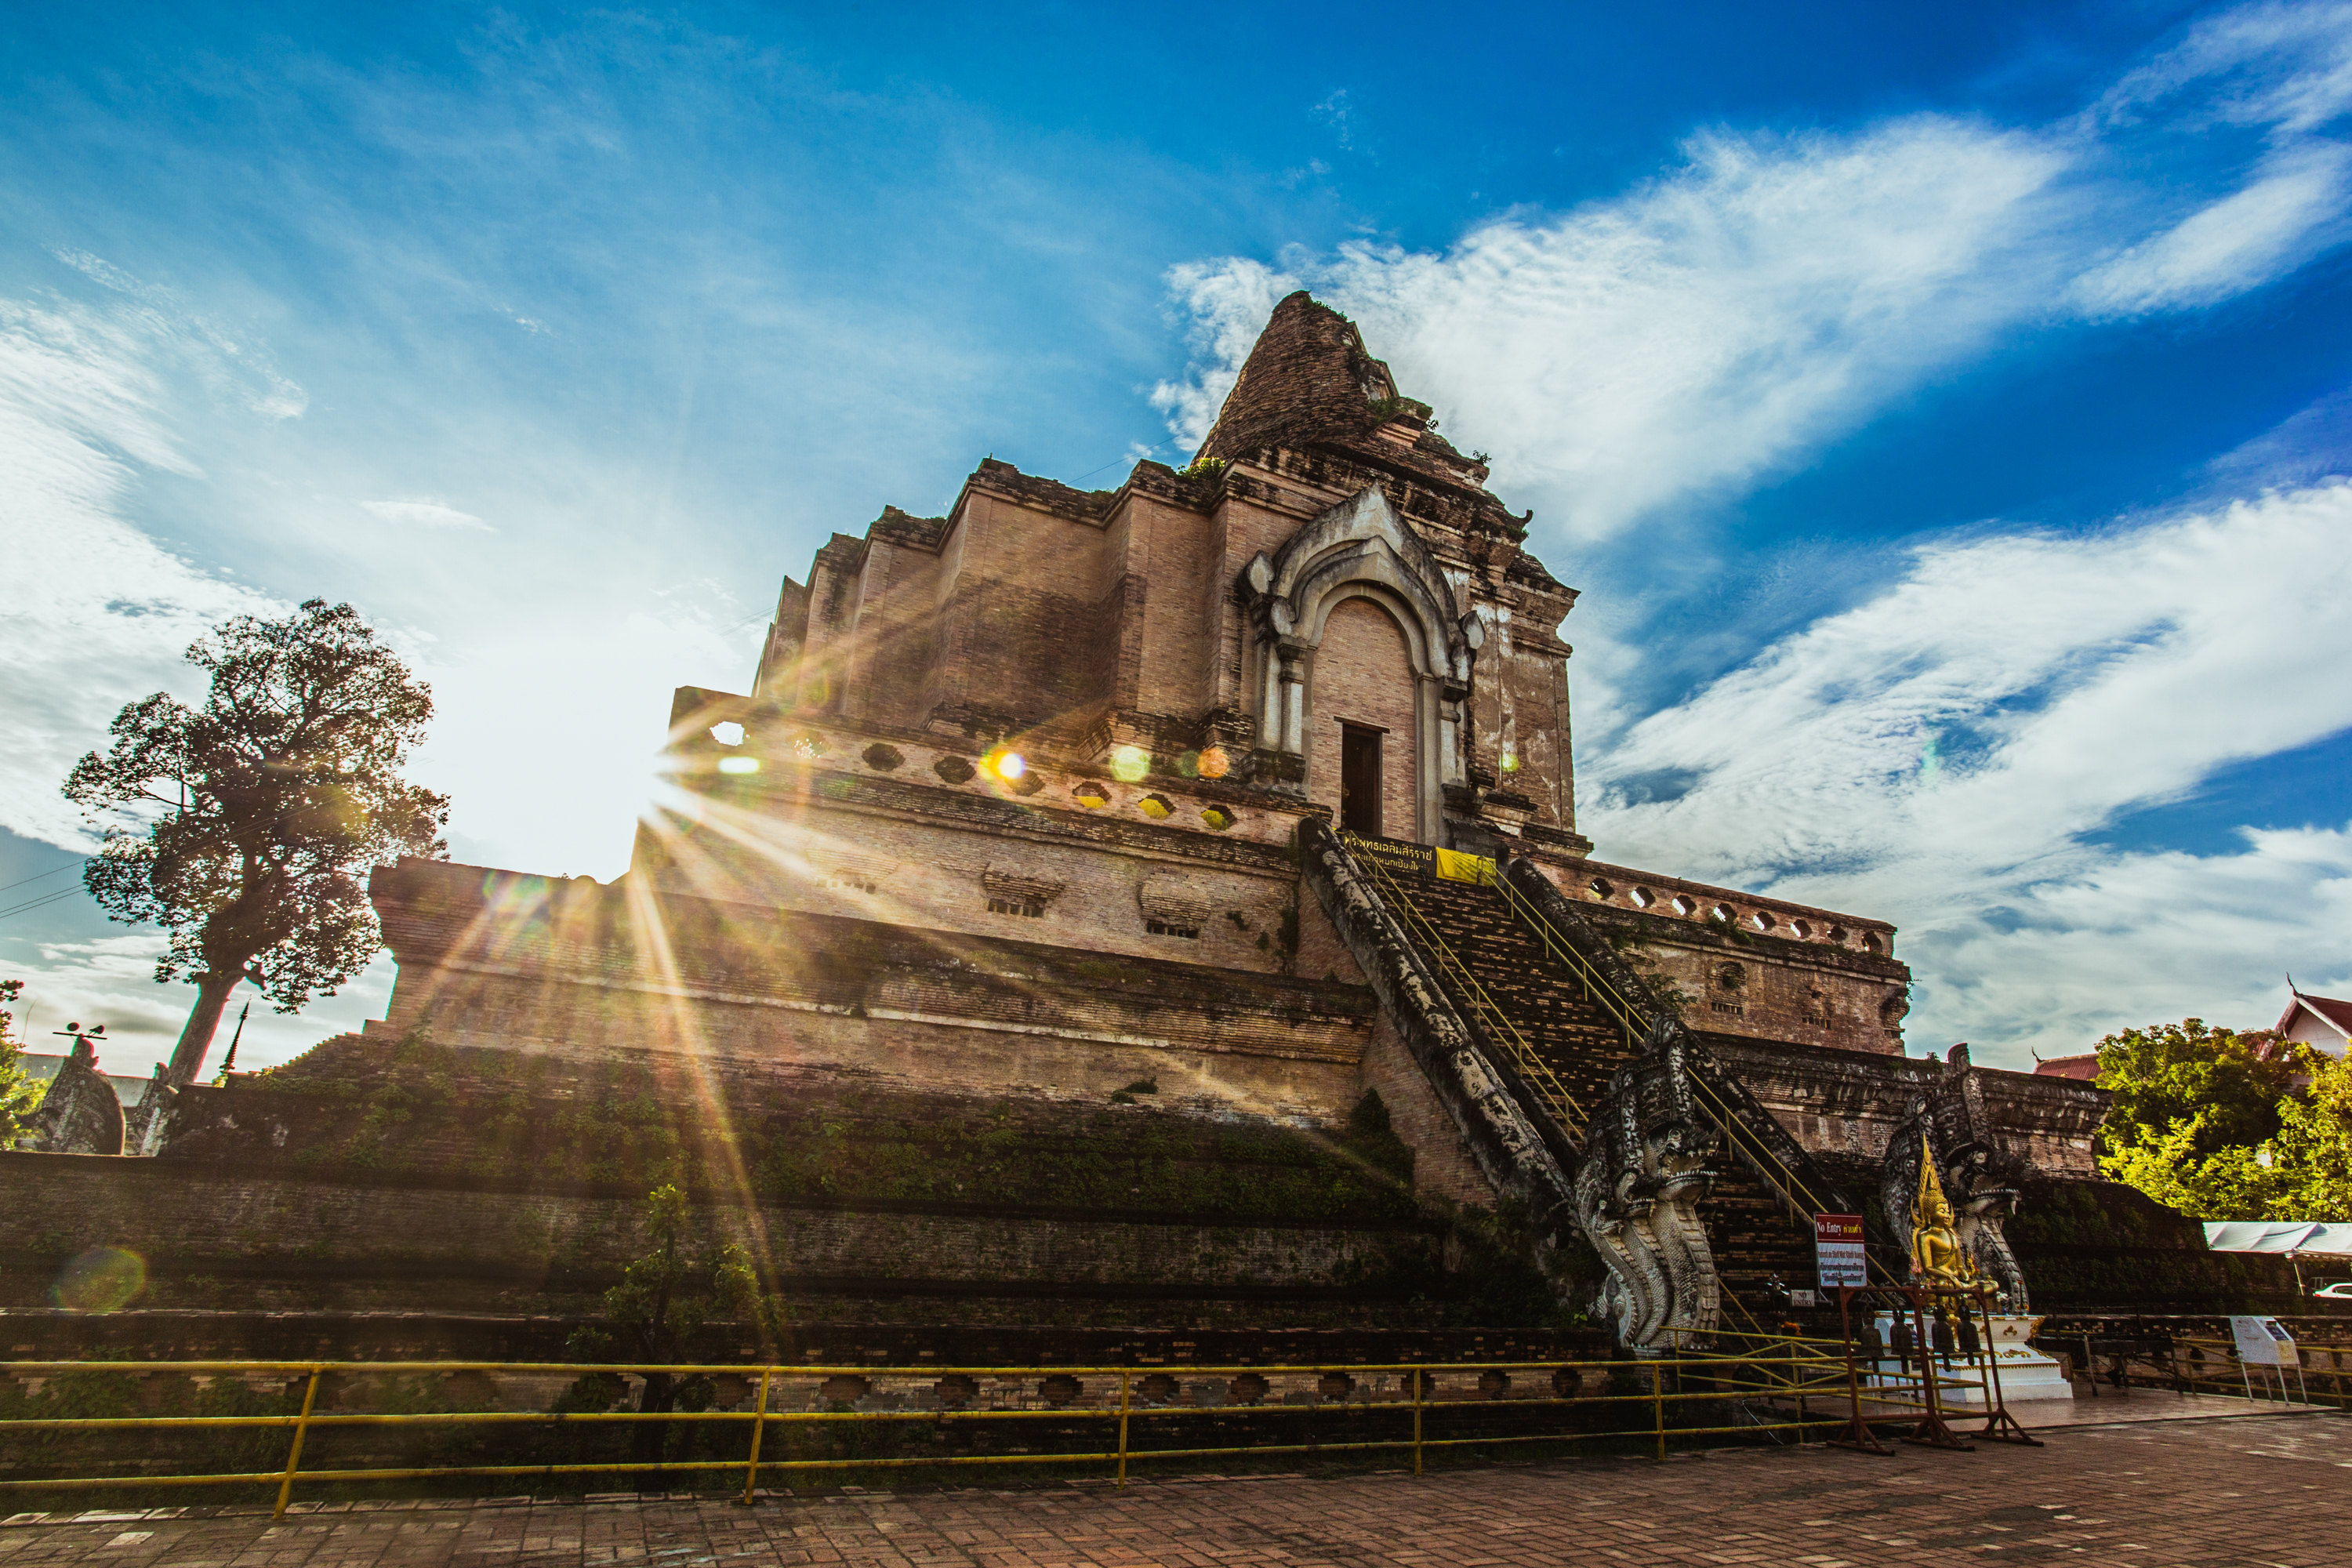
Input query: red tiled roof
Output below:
<box><xmin>2277</xmin><ymin>993</ymin><xmax>2352</xmax><ymax>1040</ymax></box>
<box><xmin>2034</xmin><ymin>1054</ymin><xmax>2100</xmax><ymax>1080</ymax></box>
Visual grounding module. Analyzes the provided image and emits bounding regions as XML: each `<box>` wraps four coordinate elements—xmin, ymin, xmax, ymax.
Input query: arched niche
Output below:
<box><xmin>1237</xmin><ymin>486</ymin><xmax>1482</xmax><ymax>842</ymax></box>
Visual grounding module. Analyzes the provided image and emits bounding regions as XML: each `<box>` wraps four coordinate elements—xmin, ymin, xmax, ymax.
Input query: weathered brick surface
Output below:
<box><xmin>3</xmin><ymin>1412</ymin><xmax>2341</xmax><ymax>1566</ymax></box>
<box><xmin>1306</xmin><ymin>598</ymin><xmax>1420</xmax><ymax>839</ymax></box>
<box><xmin>0</xmin><ymin>1152</ymin><xmax>1436</xmax><ymax>1318</ymax></box>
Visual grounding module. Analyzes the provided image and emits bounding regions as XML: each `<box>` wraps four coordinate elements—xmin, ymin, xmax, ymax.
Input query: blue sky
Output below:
<box><xmin>2</xmin><ymin>1</ymin><xmax>2348</xmax><ymax>1072</ymax></box>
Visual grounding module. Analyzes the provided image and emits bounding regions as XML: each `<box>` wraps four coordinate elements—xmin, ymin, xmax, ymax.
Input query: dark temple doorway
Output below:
<box><xmin>1340</xmin><ymin>724</ymin><xmax>1383</xmax><ymax>837</ymax></box>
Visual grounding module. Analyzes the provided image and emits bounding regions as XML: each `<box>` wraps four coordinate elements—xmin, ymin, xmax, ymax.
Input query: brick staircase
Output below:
<box><xmin>1348</xmin><ymin>852</ymin><xmax>1846</xmax><ymax>1323</ymax></box>
<box><xmin>1374</xmin><ymin>872</ymin><xmax>1637</xmax><ymax>1142</ymax></box>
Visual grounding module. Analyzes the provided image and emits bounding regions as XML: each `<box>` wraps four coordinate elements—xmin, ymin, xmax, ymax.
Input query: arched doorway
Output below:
<box><xmin>1310</xmin><ymin>596</ymin><xmax>1420</xmax><ymax>840</ymax></box>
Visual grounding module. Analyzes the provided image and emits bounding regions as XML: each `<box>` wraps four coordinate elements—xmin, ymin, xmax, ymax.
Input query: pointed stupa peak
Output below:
<box><xmin>1192</xmin><ymin>292</ymin><xmax>1414</xmax><ymax>466</ymax></box>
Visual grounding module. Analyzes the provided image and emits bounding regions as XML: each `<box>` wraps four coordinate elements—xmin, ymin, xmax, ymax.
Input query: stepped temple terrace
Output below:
<box><xmin>5</xmin><ymin>296</ymin><xmax>2336</xmax><ymax>1506</ymax></box>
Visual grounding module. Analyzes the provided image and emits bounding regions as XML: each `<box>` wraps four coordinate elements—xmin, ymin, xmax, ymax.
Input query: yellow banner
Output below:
<box><xmin>1434</xmin><ymin>847</ymin><xmax>1494</xmax><ymax>885</ymax></box>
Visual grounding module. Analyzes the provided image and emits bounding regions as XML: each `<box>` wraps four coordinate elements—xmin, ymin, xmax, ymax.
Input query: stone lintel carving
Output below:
<box><xmin>1238</xmin><ymin>488</ymin><xmax>1476</xmax><ymax>752</ymax></box>
<box><xmin>27</xmin><ymin>1037</ymin><xmax>126</xmax><ymax>1156</ymax></box>
<box><xmin>1138</xmin><ymin>873</ymin><xmax>1214</xmax><ymax>928</ymax></box>
<box><xmin>1882</xmin><ymin>1043</ymin><xmax>2030</xmax><ymax>1308</ymax></box>
<box><xmin>979</xmin><ymin>868</ymin><xmax>1065</xmax><ymax>908</ymax></box>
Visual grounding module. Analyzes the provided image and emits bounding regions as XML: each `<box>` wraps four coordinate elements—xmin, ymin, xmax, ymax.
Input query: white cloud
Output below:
<box><xmin>2097</xmin><ymin>0</ymin><xmax>2352</xmax><ymax>136</ymax></box>
<box><xmin>1157</xmin><ymin>118</ymin><xmax>2074</xmax><ymax>537</ymax></box>
<box><xmin>2074</xmin><ymin>141</ymin><xmax>2352</xmax><ymax>314</ymax></box>
<box><xmin>362</xmin><ymin>498</ymin><xmax>493</xmax><ymax>531</ymax></box>
<box><xmin>0</xmin><ymin>293</ymin><xmax>278</xmax><ymax>851</ymax></box>
<box><xmin>1577</xmin><ymin>483</ymin><xmax>2352</xmax><ymax>1062</ymax></box>
<box><xmin>1154</xmin><ymin>2</ymin><xmax>2352</xmax><ymax>541</ymax></box>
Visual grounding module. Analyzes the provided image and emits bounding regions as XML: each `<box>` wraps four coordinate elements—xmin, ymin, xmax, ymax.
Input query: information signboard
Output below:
<box><xmin>1339</xmin><ymin>833</ymin><xmax>1434</xmax><ymax>881</ymax></box>
<box><xmin>1815</xmin><ymin>1212</ymin><xmax>1867</xmax><ymax>1290</ymax></box>
<box><xmin>1338</xmin><ymin>833</ymin><xmax>1494</xmax><ymax>887</ymax></box>
<box><xmin>2230</xmin><ymin>1316</ymin><xmax>2297</xmax><ymax>1367</ymax></box>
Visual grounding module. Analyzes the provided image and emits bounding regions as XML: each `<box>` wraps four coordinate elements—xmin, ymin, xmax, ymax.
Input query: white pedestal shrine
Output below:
<box><xmin>1862</xmin><ymin>1312</ymin><xmax>2075</xmax><ymax>1406</ymax></box>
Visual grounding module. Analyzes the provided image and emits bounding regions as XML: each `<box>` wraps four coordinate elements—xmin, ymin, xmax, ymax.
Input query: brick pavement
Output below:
<box><xmin>2</xmin><ymin>1413</ymin><xmax>2343</xmax><ymax>1567</ymax></box>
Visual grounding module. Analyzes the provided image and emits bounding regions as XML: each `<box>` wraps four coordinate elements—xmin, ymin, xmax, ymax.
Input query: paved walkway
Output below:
<box><xmin>2</xmin><ymin>1411</ymin><xmax>2343</xmax><ymax>1566</ymax></box>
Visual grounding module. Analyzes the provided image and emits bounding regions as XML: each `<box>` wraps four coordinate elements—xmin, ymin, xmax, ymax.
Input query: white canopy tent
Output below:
<box><xmin>2202</xmin><ymin>1221</ymin><xmax>2352</xmax><ymax>1257</ymax></box>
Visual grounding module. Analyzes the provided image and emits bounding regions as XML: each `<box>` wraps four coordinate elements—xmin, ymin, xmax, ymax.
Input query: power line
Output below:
<box><xmin>0</xmin><ymin>859</ymin><xmax>84</xmax><ymax>896</ymax></box>
<box><xmin>0</xmin><ymin>887</ymin><xmax>83</xmax><ymax>923</ymax></box>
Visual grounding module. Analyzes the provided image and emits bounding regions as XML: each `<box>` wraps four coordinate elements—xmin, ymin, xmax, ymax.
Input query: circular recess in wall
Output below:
<box><xmin>861</xmin><ymin>742</ymin><xmax>904</xmax><ymax>771</ymax></box>
<box><xmin>1200</xmin><ymin>805</ymin><xmax>1236</xmax><ymax>831</ymax></box>
<box><xmin>1138</xmin><ymin>793</ymin><xmax>1174</xmax><ymax>820</ymax></box>
<box><xmin>1008</xmin><ymin>771</ymin><xmax>1044</xmax><ymax>797</ymax></box>
<box><xmin>934</xmin><ymin>755</ymin><xmax>976</xmax><ymax>785</ymax></box>
<box><xmin>1072</xmin><ymin>782</ymin><xmax>1110</xmax><ymax>808</ymax></box>
<box><xmin>1588</xmin><ymin>878</ymin><xmax>1613</xmax><ymax>899</ymax></box>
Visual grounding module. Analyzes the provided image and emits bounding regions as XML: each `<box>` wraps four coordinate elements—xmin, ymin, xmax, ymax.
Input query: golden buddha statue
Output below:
<box><xmin>1908</xmin><ymin>1134</ymin><xmax>1979</xmax><ymax>1290</ymax></box>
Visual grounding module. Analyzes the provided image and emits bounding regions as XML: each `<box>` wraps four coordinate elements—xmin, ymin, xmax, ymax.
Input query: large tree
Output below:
<box><xmin>2094</xmin><ymin>1016</ymin><xmax>2351</xmax><ymax>1221</ymax></box>
<box><xmin>64</xmin><ymin>600</ymin><xmax>448</xmax><ymax>1087</ymax></box>
<box><xmin>0</xmin><ymin>978</ymin><xmax>41</xmax><ymax>1144</ymax></box>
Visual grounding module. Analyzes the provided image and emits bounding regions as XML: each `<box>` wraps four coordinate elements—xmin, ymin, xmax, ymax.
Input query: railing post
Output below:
<box><xmin>737</xmin><ymin>1367</ymin><xmax>773</xmax><ymax>1507</ymax></box>
<box><xmin>1651</xmin><ymin>1363</ymin><xmax>1664</xmax><ymax>1461</ymax></box>
<box><xmin>1116</xmin><ymin>1370</ymin><xmax>1131</xmax><ymax>1488</ymax></box>
<box><xmin>1412</xmin><ymin>1367</ymin><xmax>1423</xmax><ymax>1477</ymax></box>
<box><xmin>272</xmin><ymin>1367</ymin><xmax>323</xmax><ymax>1521</ymax></box>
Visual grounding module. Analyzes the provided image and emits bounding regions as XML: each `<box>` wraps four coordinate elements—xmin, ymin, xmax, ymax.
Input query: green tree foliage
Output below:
<box><xmin>565</xmin><ymin>1184</ymin><xmax>761</xmax><ymax>1485</ymax></box>
<box><xmin>0</xmin><ymin>978</ymin><xmax>42</xmax><ymax>1143</ymax></box>
<box><xmin>62</xmin><ymin>601</ymin><xmax>448</xmax><ymax>1086</ymax></box>
<box><xmin>2096</xmin><ymin>1017</ymin><xmax>2352</xmax><ymax>1221</ymax></box>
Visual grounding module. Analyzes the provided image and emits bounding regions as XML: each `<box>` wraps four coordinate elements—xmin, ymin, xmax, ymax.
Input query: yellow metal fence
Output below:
<box><xmin>3</xmin><ymin>1343</ymin><xmax>1955</xmax><ymax>1517</ymax></box>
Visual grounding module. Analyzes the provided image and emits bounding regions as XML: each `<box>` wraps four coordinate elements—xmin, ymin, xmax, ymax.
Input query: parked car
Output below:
<box><xmin>2313</xmin><ymin>1281</ymin><xmax>2352</xmax><ymax>1300</ymax></box>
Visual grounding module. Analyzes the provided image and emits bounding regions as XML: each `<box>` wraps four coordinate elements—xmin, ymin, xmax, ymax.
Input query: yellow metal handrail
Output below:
<box><xmin>1</xmin><ymin>1350</ymin><xmax>1907</xmax><ymax>1511</ymax></box>
<box><xmin>1486</xmin><ymin>864</ymin><xmax>1650</xmax><ymax>1045</ymax></box>
<box><xmin>1346</xmin><ymin>846</ymin><xmax>1587</xmax><ymax>1138</ymax></box>
<box><xmin>1480</xmin><ymin>858</ymin><xmax>1902</xmax><ymax>1289</ymax></box>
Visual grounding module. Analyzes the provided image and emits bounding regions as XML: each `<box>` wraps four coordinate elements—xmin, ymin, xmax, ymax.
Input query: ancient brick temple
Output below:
<box><xmin>13</xmin><ymin>293</ymin><xmax>2225</xmax><ymax>1360</ymax></box>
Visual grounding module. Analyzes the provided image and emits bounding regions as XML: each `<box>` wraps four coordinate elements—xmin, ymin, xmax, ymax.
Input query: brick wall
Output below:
<box><xmin>1355</xmin><ymin>1014</ymin><xmax>1494</xmax><ymax>1209</ymax></box>
<box><xmin>1307</xmin><ymin>597</ymin><xmax>1421</xmax><ymax>840</ymax></box>
<box><xmin>0</xmin><ymin>1153</ymin><xmax>1439</xmax><ymax>1320</ymax></box>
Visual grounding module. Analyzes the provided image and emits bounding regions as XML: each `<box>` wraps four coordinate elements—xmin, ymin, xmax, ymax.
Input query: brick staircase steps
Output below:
<box><xmin>1360</xmin><ymin>862</ymin><xmax>1827</xmax><ymax>1325</ymax></box>
<box><xmin>1378</xmin><ymin>875</ymin><xmax>1638</xmax><ymax>1138</ymax></box>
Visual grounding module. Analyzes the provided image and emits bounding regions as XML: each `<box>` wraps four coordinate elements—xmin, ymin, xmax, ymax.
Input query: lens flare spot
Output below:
<box><xmin>1197</xmin><ymin>746</ymin><xmax>1230</xmax><ymax>779</ymax></box>
<box><xmin>709</xmin><ymin>722</ymin><xmax>746</xmax><ymax>746</ymax></box>
<box><xmin>55</xmin><ymin>1247</ymin><xmax>145</xmax><ymax>1313</ymax></box>
<box><xmin>717</xmin><ymin>757</ymin><xmax>760</xmax><ymax>775</ymax></box>
<box><xmin>1110</xmin><ymin>745</ymin><xmax>1149</xmax><ymax>782</ymax></box>
<box><xmin>1501</xmin><ymin>750</ymin><xmax>1519</xmax><ymax>772</ymax></box>
<box><xmin>989</xmin><ymin>750</ymin><xmax>1026</xmax><ymax>780</ymax></box>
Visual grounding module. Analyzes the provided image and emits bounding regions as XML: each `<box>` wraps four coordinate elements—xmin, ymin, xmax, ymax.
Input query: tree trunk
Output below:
<box><xmin>633</xmin><ymin>1371</ymin><xmax>676</xmax><ymax>1493</ymax></box>
<box><xmin>165</xmin><ymin>971</ymin><xmax>240</xmax><ymax>1087</ymax></box>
